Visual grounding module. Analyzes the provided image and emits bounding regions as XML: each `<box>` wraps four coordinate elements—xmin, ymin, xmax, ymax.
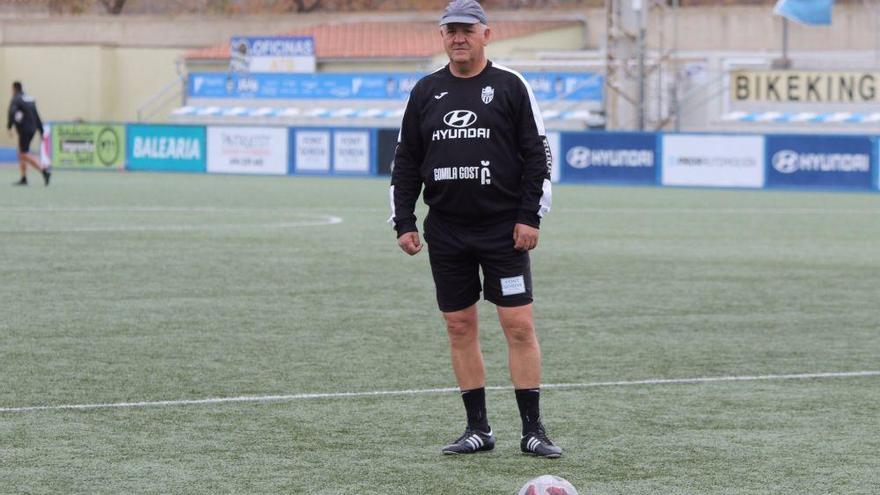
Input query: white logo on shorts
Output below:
<box><xmin>500</xmin><ymin>275</ymin><xmax>526</xmax><ymax>296</ymax></box>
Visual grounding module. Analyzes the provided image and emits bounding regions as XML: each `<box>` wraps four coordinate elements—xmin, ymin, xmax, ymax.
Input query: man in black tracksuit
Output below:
<box><xmin>8</xmin><ymin>81</ymin><xmax>50</xmax><ymax>186</ymax></box>
<box><xmin>389</xmin><ymin>0</ymin><xmax>561</xmax><ymax>458</ymax></box>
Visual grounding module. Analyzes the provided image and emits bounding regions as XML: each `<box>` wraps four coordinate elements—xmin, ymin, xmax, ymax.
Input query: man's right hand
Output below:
<box><xmin>397</xmin><ymin>231</ymin><xmax>423</xmax><ymax>255</ymax></box>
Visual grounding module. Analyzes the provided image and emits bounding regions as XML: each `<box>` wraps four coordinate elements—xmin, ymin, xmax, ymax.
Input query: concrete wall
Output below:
<box><xmin>183</xmin><ymin>22</ymin><xmax>586</xmax><ymax>74</ymax></box>
<box><xmin>1</xmin><ymin>5</ymin><xmax>877</xmax><ymax>51</ymax></box>
<box><xmin>0</xmin><ymin>46</ymin><xmax>184</xmax><ymax>148</ymax></box>
<box><xmin>650</xmin><ymin>5</ymin><xmax>878</xmax><ymax>53</ymax></box>
<box><xmin>2</xmin><ymin>4</ymin><xmax>879</xmax><ymax>148</ymax></box>
<box><xmin>431</xmin><ymin>24</ymin><xmax>588</xmax><ymax>67</ymax></box>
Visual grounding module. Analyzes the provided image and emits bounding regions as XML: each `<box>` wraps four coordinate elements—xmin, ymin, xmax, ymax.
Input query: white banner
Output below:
<box><xmin>547</xmin><ymin>131</ymin><xmax>561</xmax><ymax>184</ymax></box>
<box><xmin>294</xmin><ymin>131</ymin><xmax>331</xmax><ymax>172</ymax></box>
<box><xmin>230</xmin><ymin>36</ymin><xmax>316</xmax><ymax>74</ymax></box>
<box><xmin>40</xmin><ymin>123</ymin><xmax>52</xmax><ymax>167</ymax></box>
<box><xmin>333</xmin><ymin>131</ymin><xmax>370</xmax><ymax>173</ymax></box>
<box><xmin>661</xmin><ymin>134</ymin><xmax>765</xmax><ymax>188</ymax></box>
<box><xmin>207</xmin><ymin>126</ymin><xmax>288</xmax><ymax>175</ymax></box>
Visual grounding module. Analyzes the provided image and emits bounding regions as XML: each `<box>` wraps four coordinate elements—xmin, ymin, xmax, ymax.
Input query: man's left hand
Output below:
<box><xmin>513</xmin><ymin>223</ymin><xmax>539</xmax><ymax>251</ymax></box>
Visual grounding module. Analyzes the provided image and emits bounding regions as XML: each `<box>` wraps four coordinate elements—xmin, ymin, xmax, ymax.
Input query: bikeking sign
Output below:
<box><xmin>731</xmin><ymin>70</ymin><xmax>880</xmax><ymax>104</ymax></box>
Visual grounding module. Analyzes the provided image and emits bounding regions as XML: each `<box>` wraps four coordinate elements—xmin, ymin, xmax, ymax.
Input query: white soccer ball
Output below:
<box><xmin>517</xmin><ymin>475</ymin><xmax>579</xmax><ymax>495</ymax></box>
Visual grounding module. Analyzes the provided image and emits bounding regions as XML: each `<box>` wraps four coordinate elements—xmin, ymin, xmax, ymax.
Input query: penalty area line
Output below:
<box><xmin>1</xmin><ymin>370</ymin><xmax>878</xmax><ymax>414</ymax></box>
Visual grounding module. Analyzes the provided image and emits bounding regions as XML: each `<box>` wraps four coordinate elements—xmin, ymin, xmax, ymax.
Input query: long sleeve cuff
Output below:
<box><xmin>516</xmin><ymin>209</ymin><xmax>541</xmax><ymax>229</ymax></box>
<box><xmin>394</xmin><ymin>220</ymin><xmax>418</xmax><ymax>238</ymax></box>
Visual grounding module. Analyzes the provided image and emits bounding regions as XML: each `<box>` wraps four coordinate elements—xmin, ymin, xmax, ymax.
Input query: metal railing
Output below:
<box><xmin>136</xmin><ymin>76</ymin><xmax>186</xmax><ymax>122</ymax></box>
<box><xmin>136</xmin><ymin>58</ymin><xmax>188</xmax><ymax>122</ymax></box>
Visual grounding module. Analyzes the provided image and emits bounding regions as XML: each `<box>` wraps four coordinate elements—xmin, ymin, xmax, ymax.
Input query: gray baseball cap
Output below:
<box><xmin>439</xmin><ymin>0</ymin><xmax>488</xmax><ymax>26</ymax></box>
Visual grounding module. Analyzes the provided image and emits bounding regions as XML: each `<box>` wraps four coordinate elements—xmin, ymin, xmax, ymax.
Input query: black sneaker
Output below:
<box><xmin>42</xmin><ymin>168</ymin><xmax>51</xmax><ymax>186</ymax></box>
<box><xmin>13</xmin><ymin>177</ymin><xmax>27</xmax><ymax>186</ymax></box>
<box><xmin>441</xmin><ymin>427</ymin><xmax>495</xmax><ymax>455</ymax></box>
<box><xmin>521</xmin><ymin>425</ymin><xmax>562</xmax><ymax>458</ymax></box>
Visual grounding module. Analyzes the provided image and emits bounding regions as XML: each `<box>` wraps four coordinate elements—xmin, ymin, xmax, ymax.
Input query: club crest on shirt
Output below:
<box><xmin>481</xmin><ymin>86</ymin><xmax>494</xmax><ymax>104</ymax></box>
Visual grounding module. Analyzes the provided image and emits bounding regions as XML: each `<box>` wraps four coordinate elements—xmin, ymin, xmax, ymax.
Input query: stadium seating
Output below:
<box><xmin>170</xmin><ymin>99</ymin><xmax>604</xmax><ymax>130</ymax></box>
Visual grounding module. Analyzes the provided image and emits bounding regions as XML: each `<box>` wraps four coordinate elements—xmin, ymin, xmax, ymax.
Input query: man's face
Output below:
<box><xmin>441</xmin><ymin>23</ymin><xmax>490</xmax><ymax>65</ymax></box>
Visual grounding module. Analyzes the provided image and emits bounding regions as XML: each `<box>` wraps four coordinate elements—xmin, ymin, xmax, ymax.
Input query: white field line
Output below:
<box><xmin>0</xmin><ymin>207</ymin><xmax>354</xmax><ymax>213</ymax></box>
<box><xmin>1</xmin><ymin>206</ymin><xmax>878</xmax><ymax>215</ymax></box>
<box><xmin>554</xmin><ymin>207</ymin><xmax>880</xmax><ymax>215</ymax></box>
<box><xmin>1</xmin><ymin>370</ymin><xmax>877</xmax><ymax>414</ymax></box>
<box><xmin>0</xmin><ymin>217</ymin><xmax>343</xmax><ymax>233</ymax></box>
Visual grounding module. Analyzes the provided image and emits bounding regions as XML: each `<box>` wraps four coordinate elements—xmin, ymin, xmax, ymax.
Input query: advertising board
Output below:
<box><xmin>333</xmin><ymin>130</ymin><xmax>371</xmax><ymax>174</ymax></box>
<box><xmin>127</xmin><ymin>125</ymin><xmax>206</xmax><ymax>173</ymax></box>
<box><xmin>52</xmin><ymin>123</ymin><xmax>125</xmax><ymax>169</ymax></box>
<box><xmin>206</xmin><ymin>126</ymin><xmax>288</xmax><ymax>175</ymax></box>
<box><xmin>561</xmin><ymin>132</ymin><xmax>655</xmax><ymax>184</ymax></box>
<box><xmin>661</xmin><ymin>134</ymin><xmax>764</xmax><ymax>188</ymax></box>
<box><xmin>765</xmin><ymin>135</ymin><xmax>873</xmax><ymax>190</ymax></box>
<box><xmin>292</xmin><ymin>129</ymin><xmax>331</xmax><ymax>173</ymax></box>
<box><xmin>188</xmin><ymin>72</ymin><xmax>602</xmax><ymax>102</ymax></box>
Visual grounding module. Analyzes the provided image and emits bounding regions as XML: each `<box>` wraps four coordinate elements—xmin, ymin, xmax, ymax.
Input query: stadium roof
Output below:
<box><xmin>184</xmin><ymin>20</ymin><xmax>580</xmax><ymax>60</ymax></box>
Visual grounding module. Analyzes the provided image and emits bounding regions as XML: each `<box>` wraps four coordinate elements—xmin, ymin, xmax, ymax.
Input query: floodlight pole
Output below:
<box><xmin>782</xmin><ymin>18</ymin><xmax>789</xmax><ymax>64</ymax></box>
<box><xmin>672</xmin><ymin>0</ymin><xmax>680</xmax><ymax>132</ymax></box>
<box><xmin>636</xmin><ymin>0</ymin><xmax>646</xmax><ymax>131</ymax></box>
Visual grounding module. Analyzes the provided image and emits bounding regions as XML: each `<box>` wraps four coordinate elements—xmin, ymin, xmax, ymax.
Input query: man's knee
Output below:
<box><xmin>444</xmin><ymin>311</ymin><xmax>478</xmax><ymax>343</ymax></box>
<box><xmin>504</xmin><ymin>322</ymin><xmax>536</xmax><ymax>346</ymax></box>
<box><xmin>499</xmin><ymin>307</ymin><xmax>537</xmax><ymax>345</ymax></box>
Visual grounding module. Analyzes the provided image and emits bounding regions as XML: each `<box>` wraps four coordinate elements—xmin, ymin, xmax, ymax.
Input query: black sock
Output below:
<box><xmin>515</xmin><ymin>388</ymin><xmax>542</xmax><ymax>435</ymax></box>
<box><xmin>461</xmin><ymin>387</ymin><xmax>490</xmax><ymax>433</ymax></box>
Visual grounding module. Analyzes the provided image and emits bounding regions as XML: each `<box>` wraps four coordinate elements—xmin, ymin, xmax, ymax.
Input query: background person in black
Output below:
<box><xmin>7</xmin><ymin>81</ymin><xmax>50</xmax><ymax>186</ymax></box>
<box><xmin>389</xmin><ymin>0</ymin><xmax>561</xmax><ymax>458</ymax></box>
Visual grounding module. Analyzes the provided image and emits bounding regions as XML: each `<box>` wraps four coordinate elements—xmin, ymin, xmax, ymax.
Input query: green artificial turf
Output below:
<box><xmin>1</xmin><ymin>170</ymin><xmax>878</xmax><ymax>494</ymax></box>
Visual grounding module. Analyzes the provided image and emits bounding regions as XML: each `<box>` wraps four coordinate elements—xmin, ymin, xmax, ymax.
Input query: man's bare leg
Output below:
<box><xmin>22</xmin><ymin>152</ymin><xmax>43</xmax><ymax>172</ymax></box>
<box><xmin>443</xmin><ymin>303</ymin><xmax>484</xmax><ymax>390</ymax></box>
<box><xmin>497</xmin><ymin>303</ymin><xmax>561</xmax><ymax>457</ymax></box>
<box><xmin>497</xmin><ymin>303</ymin><xmax>540</xmax><ymax>389</ymax></box>
<box><xmin>440</xmin><ymin>303</ymin><xmax>495</xmax><ymax>454</ymax></box>
<box><xmin>17</xmin><ymin>150</ymin><xmax>28</xmax><ymax>182</ymax></box>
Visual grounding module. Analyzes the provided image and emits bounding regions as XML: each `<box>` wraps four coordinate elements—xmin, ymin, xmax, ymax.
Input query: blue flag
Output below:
<box><xmin>774</xmin><ymin>0</ymin><xmax>833</xmax><ymax>25</ymax></box>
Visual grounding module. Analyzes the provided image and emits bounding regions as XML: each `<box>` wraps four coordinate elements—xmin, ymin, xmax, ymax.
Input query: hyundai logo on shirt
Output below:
<box><xmin>443</xmin><ymin>110</ymin><xmax>478</xmax><ymax>128</ymax></box>
<box><xmin>434</xmin><ymin>110</ymin><xmax>490</xmax><ymax>141</ymax></box>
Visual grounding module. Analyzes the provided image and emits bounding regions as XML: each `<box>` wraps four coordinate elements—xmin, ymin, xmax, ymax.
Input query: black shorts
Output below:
<box><xmin>17</xmin><ymin>130</ymin><xmax>35</xmax><ymax>153</ymax></box>
<box><xmin>424</xmin><ymin>212</ymin><xmax>533</xmax><ymax>313</ymax></box>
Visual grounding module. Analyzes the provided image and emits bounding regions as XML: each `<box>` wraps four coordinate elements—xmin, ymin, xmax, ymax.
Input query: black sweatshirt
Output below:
<box><xmin>7</xmin><ymin>93</ymin><xmax>44</xmax><ymax>135</ymax></box>
<box><xmin>389</xmin><ymin>61</ymin><xmax>552</xmax><ymax>237</ymax></box>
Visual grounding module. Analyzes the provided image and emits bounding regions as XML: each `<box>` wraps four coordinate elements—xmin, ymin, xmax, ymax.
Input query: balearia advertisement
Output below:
<box><xmin>127</xmin><ymin>125</ymin><xmax>206</xmax><ymax>173</ymax></box>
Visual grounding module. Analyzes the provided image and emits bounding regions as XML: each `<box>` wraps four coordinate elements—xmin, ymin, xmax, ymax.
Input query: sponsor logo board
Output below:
<box><xmin>731</xmin><ymin>70</ymin><xmax>880</xmax><ymax>104</ymax></box>
<box><xmin>52</xmin><ymin>123</ymin><xmax>125</xmax><ymax>169</ymax></box>
<box><xmin>293</xmin><ymin>130</ymin><xmax>331</xmax><ymax>173</ymax></box>
<box><xmin>661</xmin><ymin>134</ymin><xmax>764</xmax><ymax>188</ymax></box>
<box><xmin>561</xmin><ymin>132</ymin><xmax>656</xmax><ymax>184</ymax></box>
<box><xmin>206</xmin><ymin>126</ymin><xmax>288</xmax><ymax>175</ymax></box>
<box><xmin>127</xmin><ymin>125</ymin><xmax>206</xmax><ymax>172</ymax></box>
<box><xmin>229</xmin><ymin>36</ymin><xmax>316</xmax><ymax>74</ymax></box>
<box><xmin>333</xmin><ymin>131</ymin><xmax>370</xmax><ymax>173</ymax></box>
<box><xmin>765</xmin><ymin>135</ymin><xmax>872</xmax><ymax>190</ymax></box>
<box><xmin>188</xmin><ymin>71</ymin><xmax>602</xmax><ymax>101</ymax></box>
